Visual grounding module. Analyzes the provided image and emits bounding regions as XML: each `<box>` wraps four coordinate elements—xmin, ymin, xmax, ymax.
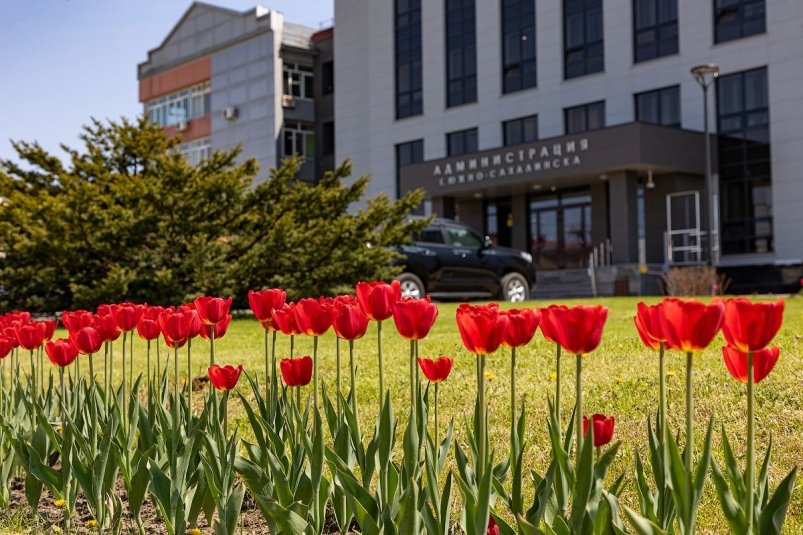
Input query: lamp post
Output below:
<box><xmin>691</xmin><ymin>63</ymin><xmax>719</xmax><ymax>265</ymax></box>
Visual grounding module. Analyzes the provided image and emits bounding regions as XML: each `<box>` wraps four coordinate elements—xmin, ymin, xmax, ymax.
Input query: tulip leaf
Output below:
<box><xmin>759</xmin><ymin>466</ymin><xmax>797</xmax><ymax>535</ymax></box>
<box><xmin>624</xmin><ymin>505</ymin><xmax>667</xmax><ymax>535</ymax></box>
<box><xmin>710</xmin><ymin>456</ymin><xmax>747</xmax><ymax>534</ymax></box>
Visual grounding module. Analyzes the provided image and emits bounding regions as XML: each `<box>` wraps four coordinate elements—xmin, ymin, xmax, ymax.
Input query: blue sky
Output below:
<box><xmin>0</xmin><ymin>0</ymin><xmax>333</xmax><ymax>163</ymax></box>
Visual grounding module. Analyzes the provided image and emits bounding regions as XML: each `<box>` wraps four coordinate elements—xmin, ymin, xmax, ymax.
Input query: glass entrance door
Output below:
<box><xmin>485</xmin><ymin>197</ymin><xmax>513</xmax><ymax>247</ymax></box>
<box><xmin>528</xmin><ymin>192</ymin><xmax>592</xmax><ymax>270</ymax></box>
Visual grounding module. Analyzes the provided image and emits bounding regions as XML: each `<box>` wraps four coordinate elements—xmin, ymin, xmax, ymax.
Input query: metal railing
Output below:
<box><xmin>587</xmin><ymin>239</ymin><xmax>613</xmax><ymax>297</ymax></box>
<box><xmin>663</xmin><ymin>229</ymin><xmax>720</xmax><ymax>265</ymax></box>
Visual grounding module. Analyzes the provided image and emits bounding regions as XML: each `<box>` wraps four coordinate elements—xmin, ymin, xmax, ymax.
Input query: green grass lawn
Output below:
<box><xmin>3</xmin><ymin>295</ymin><xmax>802</xmax><ymax>533</ymax></box>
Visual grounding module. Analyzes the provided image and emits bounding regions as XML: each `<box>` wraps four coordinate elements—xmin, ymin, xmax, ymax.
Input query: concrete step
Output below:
<box><xmin>531</xmin><ymin>269</ymin><xmax>595</xmax><ymax>299</ymax></box>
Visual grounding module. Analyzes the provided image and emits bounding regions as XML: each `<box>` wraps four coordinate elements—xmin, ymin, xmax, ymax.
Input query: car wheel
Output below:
<box><xmin>501</xmin><ymin>272</ymin><xmax>529</xmax><ymax>303</ymax></box>
<box><xmin>396</xmin><ymin>273</ymin><xmax>425</xmax><ymax>299</ymax></box>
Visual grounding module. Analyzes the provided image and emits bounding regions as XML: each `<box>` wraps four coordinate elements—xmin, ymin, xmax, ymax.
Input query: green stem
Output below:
<box><xmin>129</xmin><ymin>333</ymin><xmax>134</xmax><ymax>395</ymax></box>
<box><xmin>103</xmin><ymin>342</ymin><xmax>109</xmax><ymax>406</ymax></box>
<box><xmin>174</xmin><ymin>346</ymin><xmax>180</xmax><ymax>427</ymax></box>
<box><xmin>146</xmin><ymin>340</ymin><xmax>151</xmax><ymax>399</ymax></box>
<box><xmin>659</xmin><ymin>343</ymin><xmax>666</xmax><ymax>444</ymax></box>
<box><xmin>109</xmin><ymin>343</ymin><xmax>115</xmax><ymax>402</ymax></box>
<box><xmin>555</xmin><ymin>344</ymin><xmax>561</xmax><ymax>423</ymax></box>
<box><xmin>747</xmin><ymin>351</ymin><xmax>755</xmax><ymax>532</ymax></box>
<box><xmin>209</xmin><ymin>329</ymin><xmax>216</xmax><ymax>394</ymax></box>
<box><xmin>434</xmin><ymin>382</ymin><xmax>439</xmax><ymax>447</ymax></box>
<box><xmin>265</xmin><ymin>326</ymin><xmax>270</xmax><ymax>401</ymax></box>
<box><xmin>313</xmin><ymin>336</ymin><xmax>319</xmax><ymax>412</ymax></box>
<box><xmin>29</xmin><ymin>349</ymin><xmax>35</xmax><ymax>396</ymax></box>
<box><xmin>478</xmin><ymin>354</ymin><xmax>487</xmax><ymax>481</ymax></box>
<box><xmin>511</xmin><ymin>346</ymin><xmax>517</xmax><ymax>449</ymax></box>
<box><xmin>336</xmin><ymin>336</ymin><xmax>342</xmax><ymax>415</ymax></box>
<box><xmin>155</xmin><ymin>341</ymin><xmax>160</xmax><ymax>391</ymax></box>
<box><xmin>122</xmin><ymin>331</ymin><xmax>127</xmax><ymax>416</ymax></box>
<box><xmin>349</xmin><ymin>339</ymin><xmax>359</xmax><ymax>437</ymax></box>
<box><xmin>290</xmin><ymin>335</ymin><xmax>294</xmax><ymax>359</ymax></box>
<box><xmin>223</xmin><ymin>390</ymin><xmax>229</xmax><ymax>437</ymax></box>
<box><xmin>409</xmin><ymin>340</ymin><xmax>416</xmax><ymax>414</ymax></box>
<box><xmin>187</xmin><ymin>339</ymin><xmax>193</xmax><ymax>414</ymax></box>
<box><xmin>685</xmin><ymin>351</ymin><xmax>694</xmax><ymax>481</ymax></box>
<box><xmin>60</xmin><ymin>366</ymin><xmax>66</xmax><ymax>428</ymax></box>
<box><xmin>377</xmin><ymin>320</ymin><xmax>384</xmax><ymax>399</ymax></box>
<box><xmin>271</xmin><ymin>331</ymin><xmax>278</xmax><ymax>415</ymax></box>
<box><xmin>576</xmin><ymin>354</ymin><xmax>583</xmax><ymax>456</ymax></box>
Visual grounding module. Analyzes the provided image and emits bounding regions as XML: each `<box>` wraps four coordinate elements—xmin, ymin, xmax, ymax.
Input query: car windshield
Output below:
<box><xmin>446</xmin><ymin>226</ymin><xmax>482</xmax><ymax>248</ymax></box>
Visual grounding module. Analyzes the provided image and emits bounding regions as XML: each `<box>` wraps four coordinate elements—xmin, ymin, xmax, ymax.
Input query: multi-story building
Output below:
<box><xmin>335</xmin><ymin>0</ymin><xmax>803</xmax><ymax>292</ymax></box>
<box><xmin>138</xmin><ymin>2</ymin><xmax>334</xmax><ymax>183</ymax></box>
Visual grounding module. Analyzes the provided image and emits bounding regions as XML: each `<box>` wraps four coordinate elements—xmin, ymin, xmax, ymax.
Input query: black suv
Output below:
<box><xmin>396</xmin><ymin>218</ymin><xmax>537</xmax><ymax>302</ymax></box>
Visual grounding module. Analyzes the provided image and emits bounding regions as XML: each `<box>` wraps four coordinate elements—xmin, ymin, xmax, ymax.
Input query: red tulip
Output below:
<box><xmin>501</xmin><ymin>308</ymin><xmax>541</xmax><ymax>348</ymax></box>
<box><xmin>45</xmin><ymin>338</ymin><xmax>79</xmax><ymax>367</ymax></box>
<box><xmin>136</xmin><ymin>306</ymin><xmax>163</xmax><ymax>341</ymax></box>
<box><xmin>15</xmin><ymin>321</ymin><xmax>47</xmax><ymax>350</ymax></box>
<box><xmin>194</xmin><ymin>296</ymin><xmax>233</xmax><ymax>325</ymax></box>
<box><xmin>393</xmin><ymin>296</ymin><xmax>439</xmax><ymax>340</ymax></box>
<box><xmin>180</xmin><ymin>304</ymin><xmax>203</xmax><ymax>339</ymax></box>
<box><xmin>2</xmin><ymin>327</ymin><xmax>18</xmax><ymax>348</ymax></box>
<box><xmin>70</xmin><ymin>326</ymin><xmax>103</xmax><ymax>355</ymax></box>
<box><xmin>61</xmin><ymin>310</ymin><xmax>93</xmax><ymax>334</ymax></box>
<box><xmin>356</xmin><ymin>280</ymin><xmax>401</xmax><ymax>321</ymax></box>
<box><xmin>332</xmin><ymin>298</ymin><xmax>369</xmax><ymax>340</ymax></box>
<box><xmin>583</xmin><ymin>414</ymin><xmax>615</xmax><ymax>447</ymax></box>
<box><xmin>634</xmin><ymin>301</ymin><xmax>666</xmax><ymax>350</ymax></box>
<box><xmin>722</xmin><ymin>345</ymin><xmax>779</xmax><ymax>384</ymax></box>
<box><xmin>417</xmin><ymin>356</ymin><xmax>453</xmax><ymax>383</ymax></box>
<box><xmin>248</xmin><ymin>289</ymin><xmax>287</xmax><ymax>324</ymax></box>
<box><xmin>42</xmin><ymin>319</ymin><xmax>57</xmax><ymax>342</ymax></box>
<box><xmin>96</xmin><ymin>304</ymin><xmax>112</xmax><ymax>316</ymax></box>
<box><xmin>272</xmin><ymin>303</ymin><xmax>301</xmax><ymax>336</ymax></box>
<box><xmin>200</xmin><ymin>314</ymin><xmax>232</xmax><ymax>340</ymax></box>
<box><xmin>294</xmin><ymin>298</ymin><xmax>333</xmax><ymax>336</ymax></box>
<box><xmin>659</xmin><ymin>298</ymin><xmax>724</xmax><ymax>353</ymax></box>
<box><xmin>721</xmin><ymin>298</ymin><xmax>784</xmax><ymax>353</ymax></box>
<box><xmin>546</xmin><ymin>305</ymin><xmax>608</xmax><ymax>355</ymax></box>
<box><xmin>540</xmin><ymin>306</ymin><xmax>558</xmax><ymax>343</ymax></box>
<box><xmin>0</xmin><ymin>337</ymin><xmax>14</xmax><ymax>359</ymax></box>
<box><xmin>92</xmin><ymin>313</ymin><xmax>121</xmax><ymax>342</ymax></box>
<box><xmin>159</xmin><ymin>308</ymin><xmax>193</xmax><ymax>348</ymax></box>
<box><xmin>110</xmin><ymin>302</ymin><xmax>144</xmax><ymax>332</ymax></box>
<box><xmin>487</xmin><ymin>517</ymin><xmax>500</xmax><ymax>535</ymax></box>
<box><xmin>280</xmin><ymin>356</ymin><xmax>314</xmax><ymax>387</ymax></box>
<box><xmin>456</xmin><ymin>303</ymin><xmax>510</xmax><ymax>355</ymax></box>
<box><xmin>207</xmin><ymin>364</ymin><xmax>243</xmax><ymax>391</ymax></box>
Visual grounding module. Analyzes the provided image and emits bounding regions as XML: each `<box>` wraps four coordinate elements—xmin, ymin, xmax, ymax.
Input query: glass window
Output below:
<box><xmin>717</xmin><ymin>67</ymin><xmax>772</xmax><ymax>254</ymax></box>
<box><xmin>396</xmin><ymin>0</ymin><xmax>423</xmax><ymax>118</ymax></box>
<box><xmin>714</xmin><ymin>0</ymin><xmax>765</xmax><ymax>43</ymax></box>
<box><xmin>323</xmin><ymin>121</ymin><xmax>335</xmax><ymax>155</ymax></box>
<box><xmin>564</xmin><ymin>101</ymin><xmax>605</xmax><ymax>134</ymax></box>
<box><xmin>446</xmin><ymin>0</ymin><xmax>477</xmax><ymax>107</ymax></box>
<box><xmin>283</xmin><ymin>63</ymin><xmax>314</xmax><ymax>99</ymax></box>
<box><xmin>176</xmin><ymin>137</ymin><xmax>211</xmax><ymax>166</ymax></box>
<box><xmin>501</xmin><ymin>0</ymin><xmax>537</xmax><ymax>94</ymax></box>
<box><xmin>395</xmin><ymin>139</ymin><xmax>424</xmax><ymax>198</ymax></box>
<box><xmin>446</xmin><ymin>226</ymin><xmax>482</xmax><ymax>248</ymax></box>
<box><xmin>563</xmin><ymin>0</ymin><xmax>604</xmax><ymax>79</ymax></box>
<box><xmin>503</xmin><ymin>114</ymin><xmax>538</xmax><ymax>146</ymax></box>
<box><xmin>282</xmin><ymin>122</ymin><xmax>315</xmax><ymax>160</ymax></box>
<box><xmin>446</xmin><ymin>128</ymin><xmax>479</xmax><ymax>156</ymax></box>
<box><xmin>415</xmin><ymin>228</ymin><xmax>446</xmax><ymax>244</ymax></box>
<box><xmin>144</xmin><ymin>82</ymin><xmax>211</xmax><ymax>127</ymax></box>
<box><xmin>634</xmin><ymin>0</ymin><xmax>678</xmax><ymax>62</ymax></box>
<box><xmin>322</xmin><ymin>61</ymin><xmax>334</xmax><ymax>94</ymax></box>
<box><xmin>635</xmin><ymin>85</ymin><xmax>680</xmax><ymax>127</ymax></box>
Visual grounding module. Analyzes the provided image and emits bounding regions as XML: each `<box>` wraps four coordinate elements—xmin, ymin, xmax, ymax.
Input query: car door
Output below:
<box><xmin>443</xmin><ymin>224</ymin><xmax>499</xmax><ymax>294</ymax></box>
<box><xmin>405</xmin><ymin>225</ymin><xmax>452</xmax><ymax>292</ymax></box>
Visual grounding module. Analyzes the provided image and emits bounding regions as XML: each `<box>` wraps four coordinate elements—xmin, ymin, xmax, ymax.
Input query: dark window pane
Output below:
<box><xmin>564</xmin><ymin>101</ymin><xmax>604</xmax><ymax>134</ymax></box>
<box><xmin>446</xmin><ymin>0</ymin><xmax>477</xmax><ymax>106</ymax></box>
<box><xmin>501</xmin><ymin>0</ymin><xmax>537</xmax><ymax>94</ymax></box>
<box><xmin>446</xmin><ymin>127</ymin><xmax>478</xmax><ymax>156</ymax></box>
<box><xmin>564</xmin><ymin>0</ymin><xmax>604</xmax><ymax>78</ymax></box>
<box><xmin>716</xmin><ymin>67</ymin><xmax>772</xmax><ymax>254</ymax></box>
<box><xmin>395</xmin><ymin>139</ymin><xmax>424</xmax><ymax>197</ymax></box>
<box><xmin>633</xmin><ymin>0</ymin><xmax>678</xmax><ymax>63</ymax></box>
<box><xmin>715</xmin><ymin>0</ymin><xmax>766</xmax><ymax>43</ymax></box>
<box><xmin>395</xmin><ymin>0</ymin><xmax>423</xmax><ymax>118</ymax></box>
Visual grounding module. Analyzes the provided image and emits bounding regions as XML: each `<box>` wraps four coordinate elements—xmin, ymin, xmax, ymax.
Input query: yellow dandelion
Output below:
<box><xmin>188</xmin><ymin>528</ymin><xmax>203</xmax><ymax>535</ymax></box>
<box><xmin>484</xmin><ymin>370</ymin><xmax>495</xmax><ymax>380</ymax></box>
<box><xmin>549</xmin><ymin>372</ymin><xmax>557</xmax><ymax>381</ymax></box>
<box><xmin>85</xmin><ymin>519</ymin><xmax>98</xmax><ymax>528</ymax></box>
<box><xmin>614</xmin><ymin>376</ymin><xmax>624</xmax><ymax>383</ymax></box>
<box><xmin>54</xmin><ymin>498</ymin><xmax>67</xmax><ymax>508</ymax></box>
<box><xmin>55</xmin><ymin>425</ymin><xmax>63</xmax><ymax>434</ymax></box>
<box><xmin>666</xmin><ymin>370</ymin><xmax>676</xmax><ymax>377</ymax></box>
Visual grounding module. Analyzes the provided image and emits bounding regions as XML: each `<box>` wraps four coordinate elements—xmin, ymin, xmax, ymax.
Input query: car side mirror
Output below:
<box><xmin>482</xmin><ymin>236</ymin><xmax>494</xmax><ymax>249</ymax></box>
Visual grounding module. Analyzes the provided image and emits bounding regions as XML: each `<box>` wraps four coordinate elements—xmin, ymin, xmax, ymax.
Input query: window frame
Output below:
<box><xmin>632</xmin><ymin>0</ymin><xmax>678</xmax><ymax>63</ymax></box>
<box><xmin>445</xmin><ymin>0</ymin><xmax>478</xmax><ymax>107</ymax></box>
<box><xmin>283</xmin><ymin>62</ymin><xmax>314</xmax><ymax>100</ymax></box>
<box><xmin>501</xmin><ymin>0</ymin><xmax>537</xmax><ymax>94</ymax></box>
<box><xmin>282</xmin><ymin>121</ymin><xmax>316</xmax><ymax>161</ymax></box>
<box><xmin>446</xmin><ymin>127</ymin><xmax>479</xmax><ymax>157</ymax></box>
<box><xmin>502</xmin><ymin>114</ymin><xmax>539</xmax><ymax>146</ymax></box>
<box><xmin>634</xmin><ymin>85</ymin><xmax>681</xmax><ymax>128</ymax></box>
<box><xmin>714</xmin><ymin>0</ymin><xmax>766</xmax><ymax>44</ymax></box>
<box><xmin>563</xmin><ymin>101</ymin><xmax>606</xmax><ymax>134</ymax></box>
<box><xmin>395</xmin><ymin>0</ymin><xmax>424</xmax><ymax>119</ymax></box>
<box><xmin>563</xmin><ymin>0</ymin><xmax>605</xmax><ymax>80</ymax></box>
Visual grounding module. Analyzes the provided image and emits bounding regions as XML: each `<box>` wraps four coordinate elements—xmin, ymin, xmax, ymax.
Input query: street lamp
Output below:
<box><xmin>691</xmin><ymin>63</ymin><xmax>719</xmax><ymax>265</ymax></box>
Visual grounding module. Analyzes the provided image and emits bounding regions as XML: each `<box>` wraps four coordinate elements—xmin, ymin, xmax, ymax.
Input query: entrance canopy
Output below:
<box><xmin>399</xmin><ymin>122</ymin><xmax>709</xmax><ymax>199</ymax></box>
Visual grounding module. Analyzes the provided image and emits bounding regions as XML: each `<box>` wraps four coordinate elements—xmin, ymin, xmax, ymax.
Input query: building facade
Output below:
<box><xmin>335</xmin><ymin>0</ymin><xmax>803</xmax><ymax>291</ymax></box>
<box><xmin>138</xmin><ymin>2</ymin><xmax>334</xmax><ymax>183</ymax></box>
